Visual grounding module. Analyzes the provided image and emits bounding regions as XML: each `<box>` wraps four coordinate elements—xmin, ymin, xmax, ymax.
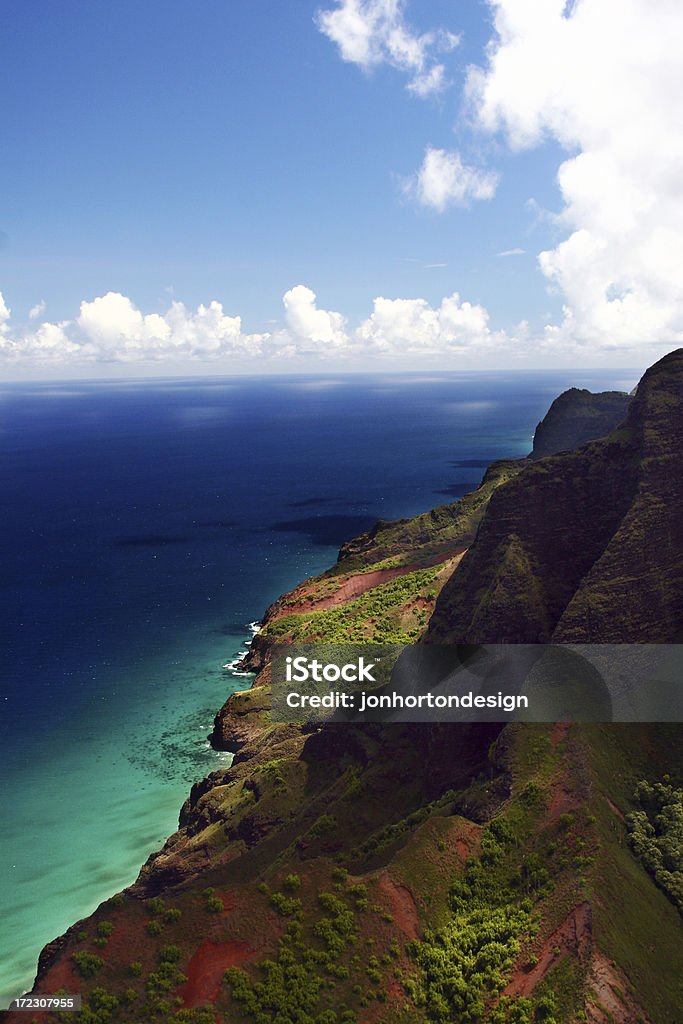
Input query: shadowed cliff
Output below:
<box><xmin>428</xmin><ymin>350</ymin><xmax>683</xmax><ymax>644</ymax></box>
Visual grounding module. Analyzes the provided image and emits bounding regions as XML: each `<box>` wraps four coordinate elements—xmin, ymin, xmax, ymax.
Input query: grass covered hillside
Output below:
<box><xmin>10</xmin><ymin>352</ymin><xmax>683</xmax><ymax>1024</ymax></box>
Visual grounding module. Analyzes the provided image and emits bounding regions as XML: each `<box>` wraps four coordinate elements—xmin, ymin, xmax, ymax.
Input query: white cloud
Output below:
<box><xmin>281</xmin><ymin>285</ymin><xmax>347</xmax><ymax>350</ymax></box>
<box><xmin>355</xmin><ymin>292</ymin><xmax>501</xmax><ymax>354</ymax></box>
<box><xmin>0</xmin><ymin>292</ymin><xmax>10</xmax><ymax>335</ymax></box>
<box><xmin>497</xmin><ymin>248</ymin><xmax>525</xmax><ymax>258</ymax></box>
<box><xmin>15</xmin><ymin>321</ymin><xmax>81</xmax><ymax>360</ymax></box>
<box><xmin>316</xmin><ymin>0</ymin><xmax>458</xmax><ymax>96</ymax></box>
<box><xmin>28</xmin><ymin>300</ymin><xmax>46</xmax><ymax>320</ymax></box>
<box><xmin>467</xmin><ymin>0</ymin><xmax>683</xmax><ymax>349</ymax></box>
<box><xmin>406</xmin><ymin>147</ymin><xmax>498</xmax><ymax>211</ymax></box>
<box><xmin>0</xmin><ymin>285</ymin><xmax>514</xmax><ymax>366</ymax></box>
<box><xmin>0</xmin><ymin>291</ymin><xmax>267</xmax><ymax>365</ymax></box>
<box><xmin>76</xmin><ymin>292</ymin><xmax>264</xmax><ymax>361</ymax></box>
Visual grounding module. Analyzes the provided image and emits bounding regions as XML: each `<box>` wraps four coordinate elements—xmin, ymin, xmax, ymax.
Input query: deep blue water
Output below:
<box><xmin>0</xmin><ymin>369</ymin><xmax>639</xmax><ymax>1004</ymax></box>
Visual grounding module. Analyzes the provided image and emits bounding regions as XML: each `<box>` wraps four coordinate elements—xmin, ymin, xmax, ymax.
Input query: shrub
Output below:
<box><xmin>282</xmin><ymin>873</ymin><xmax>302</xmax><ymax>892</ymax></box>
<box><xmin>159</xmin><ymin>944</ymin><xmax>183</xmax><ymax>964</ymax></box>
<box><xmin>72</xmin><ymin>952</ymin><xmax>104</xmax><ymax>979</ymax></box>
<box><xmin>85</xmin><ymin>987</ymin><xmax>118</xmax><ymax>1020</ymax></box>
<box><xmin>409</xmin><ymin>836</ymin><xmax>536</xmax><ymax>1021</ymax></box>
<box><xmin>627</xmin><ymin>778</ymin><xmax>683</xmax><ymax>913</ymax></box>
<box><xmin>146</xmin><ymin>959</ymin><xmax>187</xmax><ymax>995</ymax></box>
<box><xmin>269</xmin><ymin>892</ymin><xmax>301</xmax><ymax>917</ymax></box>
<box><xmin>309</xmin><ymin>815</ymin><xmax>337</xmax><ymax>839</ymax></box>
<box><xmin>173</xmin><ymin>1010</ymin><xmax>215</xmax><ymax>1024</ymax></box>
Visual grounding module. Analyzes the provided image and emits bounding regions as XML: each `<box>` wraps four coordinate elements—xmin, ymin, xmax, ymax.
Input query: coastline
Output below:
<box><xmin>3</xmin><ymin>369</ymin><xmax>651</xmax><ymax>1016</ymax></box>
<box><xmin>0</xmin><ymin>622</ymin><xmax>255</xmax><ymax>1008</ymax></box>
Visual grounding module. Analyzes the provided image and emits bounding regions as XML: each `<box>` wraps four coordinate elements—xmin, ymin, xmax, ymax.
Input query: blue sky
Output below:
<box><xmin>1</xmin><ymin>0</ymin><xmax>681</xmax><ymax>375</ymax></box>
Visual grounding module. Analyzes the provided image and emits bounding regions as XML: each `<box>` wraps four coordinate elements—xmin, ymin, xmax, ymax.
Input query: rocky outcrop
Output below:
<box><xmin>210</xmin><ymin>665</ymin><xmax>274</xmax><ymax>751</ymax></box>
<box><xmin>531</xmin><ymin>387</ymin><xmax>631</xmax><ymax>459</ymax></box>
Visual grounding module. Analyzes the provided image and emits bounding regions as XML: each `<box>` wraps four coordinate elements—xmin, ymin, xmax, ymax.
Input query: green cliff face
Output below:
<box><xmin>530</xmin><ymin>387</ymin><xmax>631</xmax><ymax>460</ymax></box>
<box><xmin>12</xmin><ymin>352</ymin><xmax>683</xmax><ymax>1024</ymax></box>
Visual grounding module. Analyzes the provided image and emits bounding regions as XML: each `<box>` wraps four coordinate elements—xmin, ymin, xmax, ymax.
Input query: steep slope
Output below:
<box><xmin>428</xmin><ymin>350</ymin><xmax>683</xmax><ymax>644</ymax></box>
<box><xmin>555</xmin><ymin>352</ymin><xmax>683</xmax><ymax>641</ymax></box>
<box><xmin>212</xmin><ymin>459</ymin><xmax>523</xmax><ymax>751</ymax></box>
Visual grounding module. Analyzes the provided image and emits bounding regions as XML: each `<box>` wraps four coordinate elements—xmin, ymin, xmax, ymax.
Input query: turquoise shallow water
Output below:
<box><xmin>0</xmin><ymin>370</ymin><xmax>639</xmax><ymax>1006</ymax></box>
<box><xmin>2</xmin><ymin>621</ymin><xmax>245</xmax><ymax>1003</ymax></box>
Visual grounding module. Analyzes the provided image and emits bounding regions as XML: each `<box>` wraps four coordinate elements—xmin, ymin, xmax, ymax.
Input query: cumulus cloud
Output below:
<box><xmin>406</xmin><ymin>147</ymin><xmax>498</xmax><ymax>211</ymax></box>
<box><xmin>356</xmin><ymin>292</ymin><xmax>500</xmax><ymax>353</ymax></box>
<box><xmin>0</xmin><ymin>285</ymin><xmax>513</xmax><ymax>366</ymax></box>
<box><xmin>275</xmin><ymin>286</ymin><xmax>503</xmax><ymax>357</ymax></box>
<box><xmin>75</xmin><ymin>292</ymin><xmax>264</xmax><ymax>360</ymax></box>
<box><xmin>0</xmin><ymin>291</ymin><xmax>266</xmax><ymax>365</ymax></box>
<box><xmin>316</xmin><ymin>0</ymin><xmax>458</xmax><ymax>96</ymax></box>
<box><xmin>281</xmin><ymin>285</ymin><xmax>347</xmax><ymax>350</ymax></box>
<box><xmin>467</xmin><ymin>0</ymin><xmax>683</xmax><ymax>349</ymax></box>
<box><xmin>28</xmin><ymin>300</ymin><xmax>46</xmax><ymax>320</ymax></box>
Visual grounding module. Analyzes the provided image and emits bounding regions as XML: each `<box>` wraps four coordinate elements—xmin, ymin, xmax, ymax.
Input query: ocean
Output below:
<box><xmin>0</xmin><ymin>369</ymin><xmax>639</xmax><ymax>1005</ymax></box>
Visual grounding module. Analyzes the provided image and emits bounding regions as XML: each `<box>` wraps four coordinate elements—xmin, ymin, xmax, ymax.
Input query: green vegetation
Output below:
<box><xmin>269</xmin><ymin>891</ymin><xmax>303</xmax><ymax>917</ymax></box>
<box><xmin>77</xmin><ymin>987</ymin><xmax>119</xmax><ymax>1024</ymax></box>
<box><xmin>332</xmin><ymin>459</ymin><xmax>524</xmax><ymax>573</ymax></box>
<box><xmin>172</xmin><ymin>1010</ymin><xmax>215</xmax><ymax>1024</ymax></box>
<box><xmin>94</xmin><ymin>920</ymin><xmax>114</xmax><ymax>947</ymax></box>
<box><xmin>407</xmin><ymin>820</ymin><xmax>540</xmax><ymax>1023</ymax></box>
<box><xmin>262</xmin><ymin>565</ymin><xmax>445</xmax><ymax>644</ymax></box>
<box><xmin>146</xmin><ymin>957</ymin><xmax>186</xmax><ymax>996</ymax></box>
<box><xmin>201</xmin><ymin>886</ymin><xmax>224</xmax><ymax>913</ymax></box>
<box><xmin>308</xmin><ymin>814</ymin><xmax>337</xmax><ymax>839</ymax></box>
<box><xmin>627</xmin><ymin>779</ymin><xmax>683</xmax><ymax>913</ymax></box>
<box><xmin>146</xmin><ymin>897</ymin><xmax>166</xmax><ymax>915</ymax></box>
<box><xmin>71</xmin><ymin>952</ymin><xmax>104</xmax><ymax>979</ymax></box>
<box><xmin>224</xmin><ymin>878</ymin><xmax>368</xmax><ymax>1022</ymax></box>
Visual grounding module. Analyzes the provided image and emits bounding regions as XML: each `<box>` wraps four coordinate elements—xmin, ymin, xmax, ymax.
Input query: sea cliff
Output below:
<box><xmin>10</xmin><ymin>353</ymin><xmax>683</xmax><ymax>1024</ymax></box>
